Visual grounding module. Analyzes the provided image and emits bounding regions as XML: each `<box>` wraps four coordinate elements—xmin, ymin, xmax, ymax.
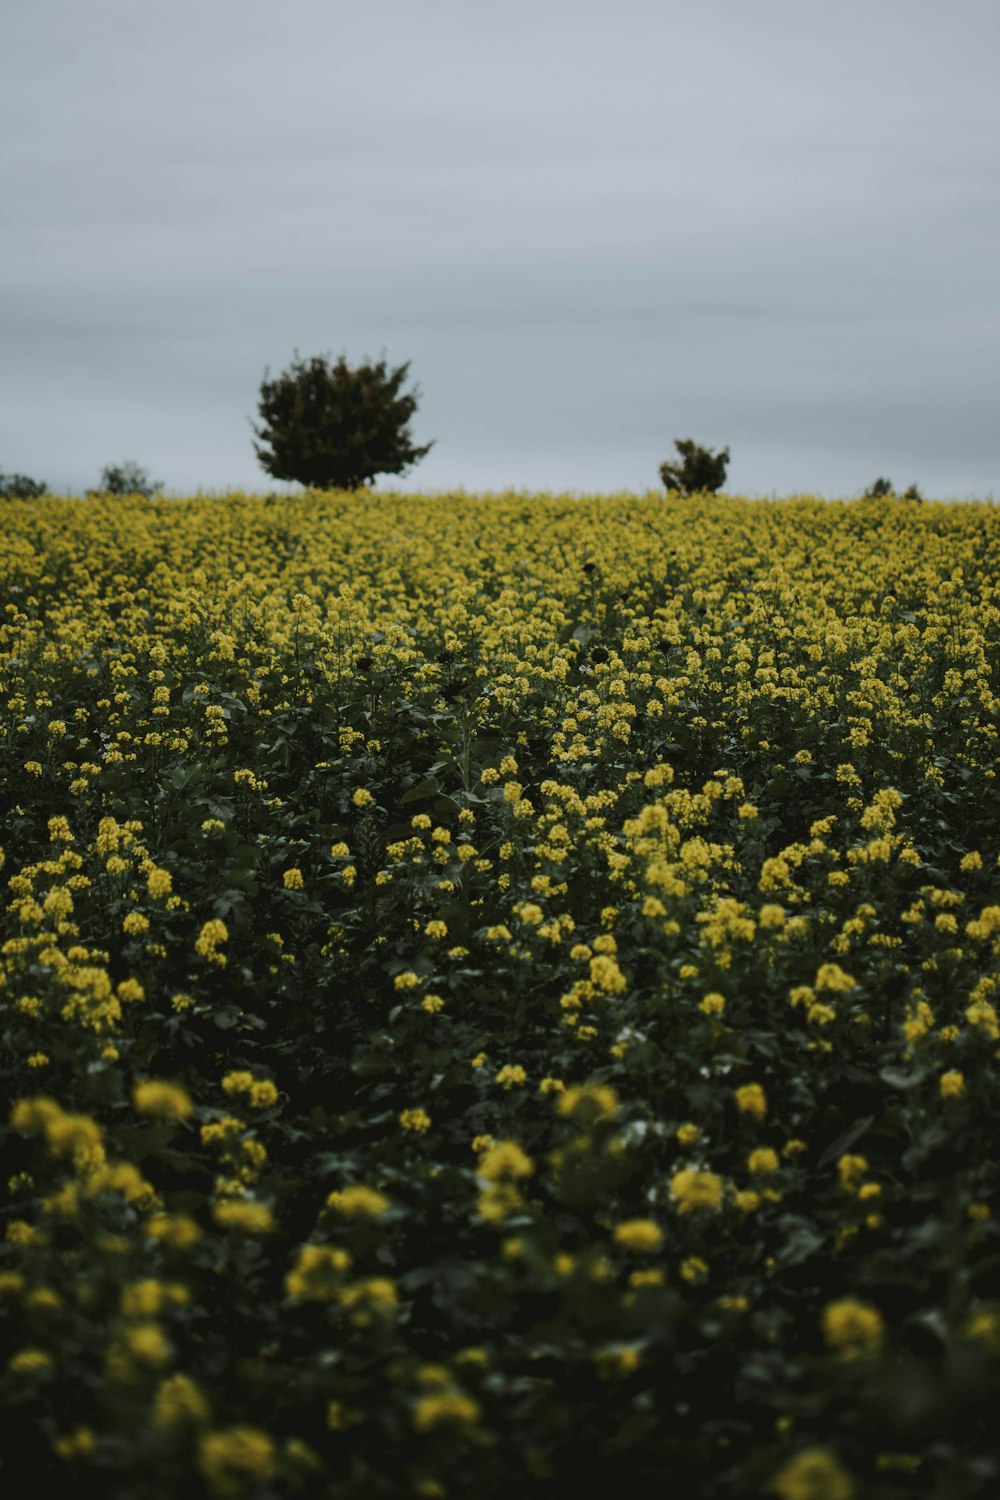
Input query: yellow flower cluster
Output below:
<box><xmin>821</xmin><ymin>1298</ymin><xmax>885</xmax><ymax>1356</ymax></box>
<box><xmin>220</xmin><ymin>1071</ymin><xmax>279</xmax><ymax>1109</ymax></box>
<box><xmin>133</xmin><ymin>1079</ymin><xmax>193</xmax><ymax>1121</ymax></box>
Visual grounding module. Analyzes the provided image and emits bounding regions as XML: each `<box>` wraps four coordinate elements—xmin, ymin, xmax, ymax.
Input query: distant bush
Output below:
<box><xmin>87</xmin><ymin>461</ymin><xmax>164</xmax><ymax>500</ymax></box>
<box><xmin>659</xmin><ymin>439</ymin><xmax>730</xmax><ymax>496</ymax></box>
<box><xmin>862</xmin><ymin>477</ymin><xmax>923</xmax><ymax>501</ymax></box>
<box><xmin>0</xmin><ymin>469</ymin><xmax>48</xmax><ymax>500</ymax></box>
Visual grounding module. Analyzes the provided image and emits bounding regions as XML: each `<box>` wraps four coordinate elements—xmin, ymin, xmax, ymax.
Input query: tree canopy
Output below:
<box><xmin>659</xmin><ymin>439</ymin><xmax>730</xmax><ymax>496</ymax></box>
<box><xmin>251</xmin><ymin>351</ymin><xmax>434</xmax><ymax>491</ymax></box>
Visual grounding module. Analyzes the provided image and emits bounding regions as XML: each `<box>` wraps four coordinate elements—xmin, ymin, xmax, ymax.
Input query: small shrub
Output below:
<box><xmin>0</xmin><ymin>469</ymin><xmax>48</xmax><ymax>500</ymax></box>
<box><xmin>87</xmin><ymin>461</ymin><xmax>164</xmax><ymax>500</ymax></box>
<box><xmin>659</xmin><ymin>438</ymin><xmax>730</xmax><ymax>496</ymax></box>
<box><xmin>862</xmin><ymin>478</ymin><xmax>923</xmax><ymax>502</ymax></box>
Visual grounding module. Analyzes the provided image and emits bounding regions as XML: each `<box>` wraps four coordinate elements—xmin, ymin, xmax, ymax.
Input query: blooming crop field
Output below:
<box><xmin>1</xmin><ymin>489</ymin><xmax>999</xmax><ymax>1500</ymax></box>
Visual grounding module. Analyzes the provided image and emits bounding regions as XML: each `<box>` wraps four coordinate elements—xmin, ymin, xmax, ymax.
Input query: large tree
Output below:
<box><xmin>659</xmin><ymin>438</ymin><xmax>730</xmax><ymax>496</ymax></box>
<box><xmin>250</xmin><ymin>350</ymin><xmax>435</xmax><ymax>491</ymax></box>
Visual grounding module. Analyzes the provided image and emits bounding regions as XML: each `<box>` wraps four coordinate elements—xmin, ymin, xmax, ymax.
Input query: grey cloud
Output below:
<box><xmin>1</xmin><ymin>0</ymin><xmax>997</xmax><ymax>499</ymax></box>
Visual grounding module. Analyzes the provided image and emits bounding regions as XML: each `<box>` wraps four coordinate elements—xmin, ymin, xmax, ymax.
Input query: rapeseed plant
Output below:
<box><xmin>0</xmin><ymin>488</ymin><xmax>998</xmax><ymax>1495</ymax></box>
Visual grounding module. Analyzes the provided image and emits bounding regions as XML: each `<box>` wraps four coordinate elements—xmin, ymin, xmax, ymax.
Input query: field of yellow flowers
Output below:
<box><xmin>1</xmin><ymin>488</ymin><xmax>998</xmax><ymax>1499</ymax></box>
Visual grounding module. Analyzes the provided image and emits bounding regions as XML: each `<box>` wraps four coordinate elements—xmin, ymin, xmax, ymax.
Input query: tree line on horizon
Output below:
<box><xmin>2</xmin><ymin>350</ymin><xmax>924</xmax><ymax>502</ymax></box>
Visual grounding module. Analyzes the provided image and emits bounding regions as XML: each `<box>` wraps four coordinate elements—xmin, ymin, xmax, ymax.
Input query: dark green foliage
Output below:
<box><xmin>250</xmin><ymin>350</ymin><xmax>435</xmax><ymax>491</ymax></box>
<box><xmin>863</xmin><ymin>478</ymin><xmax>924</xmax><ymax>502</ymax></box>
<box><xmin>658</xmin><ymin>439</ymin><xmax>730</xmax><ymax>496</ymax></box>
<box><xmin>0</xmin><ymin>469</ymin><xmax>48</xmax><ymax>500</ymax></box>
<box><xmin>2</xmin><ymin>493</ymin><xmax>998</xmax><ymax>1499</ymax></box>
<box><xmin>87</xmin><ymin>461</ymin><xmax>164</xmax><ymax>500</ymax></box>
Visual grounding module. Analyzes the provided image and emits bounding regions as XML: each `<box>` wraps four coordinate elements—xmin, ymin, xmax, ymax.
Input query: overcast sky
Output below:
<box><xmin>2</xmin><ymin>0</ymin><xmax>997</xmax><ymax>499</ymax></box>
